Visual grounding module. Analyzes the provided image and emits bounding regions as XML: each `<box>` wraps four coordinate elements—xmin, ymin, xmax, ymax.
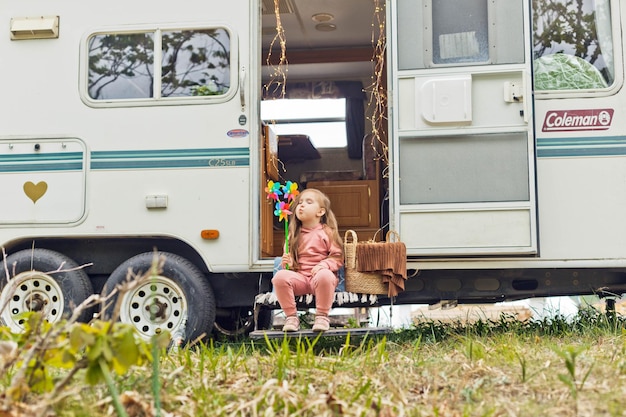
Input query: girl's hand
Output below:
<box><xmin>311</xmin><ymin>264</ymin><xmax>326</xmax><ymax>276</ymax></box>
<box><xmin>282</xmin><ymin>253</ymin><xmax>293</xmax><ymax>269</ymax></box>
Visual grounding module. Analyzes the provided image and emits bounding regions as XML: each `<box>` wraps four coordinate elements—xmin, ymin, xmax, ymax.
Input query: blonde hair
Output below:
<box><xmin>287</xmin><ymin>188</ymin><xmax>342</xmax><ymax>270</ymax></box>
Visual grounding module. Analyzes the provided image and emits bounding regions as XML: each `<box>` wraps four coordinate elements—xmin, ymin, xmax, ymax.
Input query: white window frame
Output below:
<box><xmin>79</xmin><ymin>23</ymin><xmax>238</xmax><ymax>108</ymax></box>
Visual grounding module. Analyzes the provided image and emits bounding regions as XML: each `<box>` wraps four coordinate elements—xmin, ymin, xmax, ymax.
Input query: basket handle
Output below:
<box><xmin>385</xmin><ymin>230</ymin><xmax>400</xmax><ymax>242</ymax></box>
<box><xmin>344</xmin><ymin>229</ymin><xmax>358</xmax><ymax>245</ymax></box>
<box><xmin>343</xmin><ymin>230</ymin><xmax>358</xmax><ymax>269</ymax></box>
<box><xmin>372</xmin><ymin>228</ymin><xmax>401</xmax><ymax>243</ymax></box>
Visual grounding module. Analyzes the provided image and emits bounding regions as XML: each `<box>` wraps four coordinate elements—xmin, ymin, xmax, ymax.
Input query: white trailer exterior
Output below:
<box><xmin>0</xmin><ymin>0</ymin><xmax>625</xmax><ymax>341</ymax></box>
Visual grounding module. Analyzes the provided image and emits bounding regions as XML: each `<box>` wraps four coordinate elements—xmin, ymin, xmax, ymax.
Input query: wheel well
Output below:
<box><xmin>3</xmin><ymin>237</ymin><xmax>269</xmax><ymax>309</ymax></box>
<box><xmin>4</xmin><ymin>237</ymin><xmax>207</xmax><ymax>289</ymax></box>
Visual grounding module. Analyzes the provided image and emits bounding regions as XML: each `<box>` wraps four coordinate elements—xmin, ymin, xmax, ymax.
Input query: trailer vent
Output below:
<box><xmin>10</xmin><ymin>16</ymin><xmax>59</xmax><ymax>40</ymax></box>
<box><xmin>262</xmin><ymin>0</ymin><xmax>294</xmax><ymax>15</ymax></box>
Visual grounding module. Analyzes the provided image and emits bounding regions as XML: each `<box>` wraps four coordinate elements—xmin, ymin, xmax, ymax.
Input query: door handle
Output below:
<box><xmin>240</xmin><ymin>66</ymin><xmax>246</xmax><ymax>111</ymax></box>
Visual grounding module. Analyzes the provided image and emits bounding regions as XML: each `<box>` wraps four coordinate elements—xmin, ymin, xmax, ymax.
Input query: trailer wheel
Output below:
<box><xmin>213</xmin><ymin>307</ymin><xmax>273</xmax><ymax>337</ymax></box>
<box><xmin>0</xmin><ymin>249</ymin><xmax>94</xmax><ymax>333</ymax></box>
<box><xmin>102</xmin><ymin>252</ymin><xmax>215</xmax><ymax>344</ymax></box>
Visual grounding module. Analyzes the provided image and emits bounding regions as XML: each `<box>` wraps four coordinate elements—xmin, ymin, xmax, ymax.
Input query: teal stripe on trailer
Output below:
<box><xmin>537</xmin><ymin>135</ymin><xmax>626</xmax><ymax>158</ymax></box>
<box><xmin>92</xmin><ymin>148</ymin><xmax>249</xmax><ymax>158</ymax></box>
<box><xmin>90</xmin><ymin>148</ymin><xmax>250</xmax><ymax>170</ymax></box>
<box><xmin>0</xmin><ymin>153</ymin><xmax>83</xmax><ymax>162</ymax></box>
<box><xmin>0</xmin><ymin>152</ymin><xmax>83</xmax><ymax>172</ymax></box>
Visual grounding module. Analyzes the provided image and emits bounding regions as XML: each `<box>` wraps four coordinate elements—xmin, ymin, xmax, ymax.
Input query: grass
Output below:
<box><xmin>42</xmin><ymin>305</ymin><xmax>626</xmax><ymax>416</ymax></box>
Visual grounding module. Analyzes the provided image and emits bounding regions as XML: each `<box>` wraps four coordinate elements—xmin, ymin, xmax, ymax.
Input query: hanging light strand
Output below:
<box><xmin>263</xmin><ymin>0</ymin><xmax>288</xmax><ymax>100</ymax></box>
<box><xmin>365</xmin><ymin>0</ymin><xmax>389</xmax><ymax>177</ymax></box>
<box><xmin>263</xmin><ymin>0</ymin><xmax>289</xmax><ymax>177</ymax></box>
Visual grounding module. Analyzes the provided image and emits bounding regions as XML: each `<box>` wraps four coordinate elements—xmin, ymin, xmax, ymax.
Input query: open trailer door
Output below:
<box><xmin>390</xmin><ymin>0</ymin><xmax>537</xmax><ymax>256</ymax></box>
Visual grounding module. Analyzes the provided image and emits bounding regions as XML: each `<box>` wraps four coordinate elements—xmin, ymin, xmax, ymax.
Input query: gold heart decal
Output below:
<box><xmin>23</xmin><ymin>181</ymin><xmax>48</xmax><ymax>203</ymax></box>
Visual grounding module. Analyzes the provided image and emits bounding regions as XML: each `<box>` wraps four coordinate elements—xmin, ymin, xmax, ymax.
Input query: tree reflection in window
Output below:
<box><xmin>161</xmin><ymin>30</ymin><xmax>230</xmax><ymax>97</ymax></box>
<box><xmin>88</xmin><ymin>33</ymin><xmax>154</xmax><ymax>99</ymax></box>
<box><xmin>88</xmin><ymin>29</ymin><xmax>230</xmax><ymax>100</ymax></box>
<box><xmin>533</xmin><ymin>0</ymin><xmax>613</xmax><ymax>90</ymax></box>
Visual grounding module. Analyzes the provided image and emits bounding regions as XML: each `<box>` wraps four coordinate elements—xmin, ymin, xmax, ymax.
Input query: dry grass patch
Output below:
<box><xmin>57</xmin><ymin>313</ymin><xmax>626</xmax><ymax>417</ymax></box>
<box><xmin>5</xmin><ymin>305</ymin><xmax>626</xmax><ymax>417</ymax></box>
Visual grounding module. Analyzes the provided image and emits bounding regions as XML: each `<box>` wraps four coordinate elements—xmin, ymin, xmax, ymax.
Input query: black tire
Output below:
<box><xmin>102</xmin><ymin>252</ymin><xmax>215</xmax><ymax>344</ymax></box>
<box><xmin>213</xmin><ymin>307</ymin><xmax>274</xmax><ymax>337</ymax></box>
<box><xmin>0</xmin><ymin>248</ymin><xmax>94</xmax><ymax>332</ymax></box>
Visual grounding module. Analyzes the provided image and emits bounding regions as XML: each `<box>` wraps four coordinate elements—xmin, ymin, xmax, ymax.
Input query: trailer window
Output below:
<box><xmin>533</xmin><ymin>0</ymin><xmax>614</xmax><ymax>90</ymax></box>
<box><xmin>87</xmin><ymin>28</ymin><xmax>231</xmax><ymax>101</ymax></box>
<box><xmin>397</xmin><ymin>0</ymin><xmax>524</xmax><ymax>69</ymax></box>
<box><xmin>431</xmin><ymin>0</ymin><xmax>489</xmax><ymax>64</ymax></box>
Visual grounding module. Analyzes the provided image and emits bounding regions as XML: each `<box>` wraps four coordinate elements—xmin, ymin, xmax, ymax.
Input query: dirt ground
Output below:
<box><xmin>411</xmin><ymin>303</ymin><xmax>533</xmax><ymax>324</ymax></box>
<box><xmin>272</xmin><ymin>297</ymin><xmax>626</xmax><ymax>328</ymax></box>
<box><xmin>410</xmin><ymin>297</ymin><xmax>626</xmax><ymax>324</ymax></box>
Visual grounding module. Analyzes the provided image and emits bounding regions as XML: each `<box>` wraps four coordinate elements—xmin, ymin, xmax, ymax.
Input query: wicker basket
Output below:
<box><xmin>344</xmin><ymin>229</ymin><xmax>389</xmax><ymax>295</ymax></box>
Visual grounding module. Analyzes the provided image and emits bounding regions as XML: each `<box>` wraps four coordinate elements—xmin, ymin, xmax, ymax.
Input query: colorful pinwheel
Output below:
<box><xmin>265</xmin><ymin>180</ymin><xmax>282</xmax><ymax>201</ymax></box>
<box><xmin>283</xmin><ymin>181</ymin><xmax>299</xmax><ymax>203</ymax></box>
<box><xmin>266</xmin><ymin>180</ymin><xmax>300</xmax><ymax>264</ymax></box>
<box><xmin>274</xmin><ymin>201</ymin><xmax>292</xmax><ymax>222</ymax></box>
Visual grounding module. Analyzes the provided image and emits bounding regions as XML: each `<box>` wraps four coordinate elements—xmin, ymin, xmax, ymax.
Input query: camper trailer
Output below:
<box><xmin>1</xmin><ymin>0</ymin><xmax>625</xmax><ymax>341</ymax></box>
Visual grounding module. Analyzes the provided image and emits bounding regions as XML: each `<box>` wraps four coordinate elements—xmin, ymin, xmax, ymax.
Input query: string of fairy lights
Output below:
<box><xmin>263</xmin><ymin>0</ymin><xmax>288</xmax><ymax>100</ymax></box>
<box><xmin>365</xmin><ymin>0</ymin><xmax>389</xmax><ymax>177</ymax></box>
<box><xmin>260</xmin><ymin>0</ymin><xmax>289</xmax><ymax>178</ymax></box>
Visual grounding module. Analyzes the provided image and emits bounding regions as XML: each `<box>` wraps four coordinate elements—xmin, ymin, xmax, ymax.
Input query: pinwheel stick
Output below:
<box><xmin>284</xmin><ymin>220</ymin><xmax>289</xmax><ymax>264</ymax></box>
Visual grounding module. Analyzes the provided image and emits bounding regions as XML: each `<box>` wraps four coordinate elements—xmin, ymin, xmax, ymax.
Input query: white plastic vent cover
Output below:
<box><xmin>419</xmin><ymin>76</ymin><xmax>472</xmax><ymax>124</ymax></box>
<box><xmin>10</xmin><ymin>16</ymin><xmax>59</xmax><ymax>40</ymax></box>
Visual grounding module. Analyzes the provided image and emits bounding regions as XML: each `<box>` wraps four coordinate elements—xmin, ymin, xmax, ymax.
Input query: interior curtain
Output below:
<box><xmin>336</xmin><ymin>82</ymin><xmax>366</xmax><ymax>159</ymax></box>
<box><xmin>344</xmin><ymin>96</ymin><xmax>365</xmax><ymax>158</ymax></box>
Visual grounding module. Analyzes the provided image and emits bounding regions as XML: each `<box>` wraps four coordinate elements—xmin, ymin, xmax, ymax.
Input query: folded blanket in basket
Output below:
<box><xmin>356</xmin><ymin>241</ymin><xmax>407</xmax><ymax>297</ymax></box>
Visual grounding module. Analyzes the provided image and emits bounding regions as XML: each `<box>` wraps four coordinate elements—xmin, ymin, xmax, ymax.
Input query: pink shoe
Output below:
<box><xmin>282</xmin><ymin>316</ymin><xmax>300</xmax><ymax>332</ymax></box>
<box><xmin>312</xmin><ymin>315</ymin><xmax>330</xmax><ymax>332</ymax></box>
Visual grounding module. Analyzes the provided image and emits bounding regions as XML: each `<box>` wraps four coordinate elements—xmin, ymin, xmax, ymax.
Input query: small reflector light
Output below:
<box><xmin>201</xmin><ymin>230</ymin><xmax>219</xmax><ymax>240</ymax></box>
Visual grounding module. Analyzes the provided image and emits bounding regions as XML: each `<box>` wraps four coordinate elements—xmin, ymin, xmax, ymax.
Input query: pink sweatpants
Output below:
<box><xmin>272</xmin><ymin>269</ymin><xmax>338</xmax><ymax>316</ymax></box>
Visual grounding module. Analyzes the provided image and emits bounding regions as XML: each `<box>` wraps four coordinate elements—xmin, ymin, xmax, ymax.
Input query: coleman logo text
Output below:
<box><xmin>542</xmin><ymin>109</ymin><xmax>614</xmax><ymax>132</ymax></box>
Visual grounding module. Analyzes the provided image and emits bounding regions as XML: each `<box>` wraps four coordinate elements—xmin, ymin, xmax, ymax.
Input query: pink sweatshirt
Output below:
<box><xmin>292</xmin><ymin>224</ymin><xmax>343</xmax><ymax>276</ymax></box>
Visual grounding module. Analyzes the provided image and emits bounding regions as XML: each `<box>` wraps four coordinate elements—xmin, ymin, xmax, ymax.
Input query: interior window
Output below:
<box><xmin>87</xmin><ymin>28</ymin><xmax>231</xmax><ymax>100</ymax></box>
<box><xmin>533</xmin><ymin>0</ymin><xmax>614</xmax><ymax>90</ymax></box>
<box><xmin>261</xmin><ymin>98</ymin><xmax>347</xmax><ymax>148</ymax></box>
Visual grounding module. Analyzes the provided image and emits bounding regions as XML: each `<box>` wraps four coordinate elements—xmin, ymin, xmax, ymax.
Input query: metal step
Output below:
<box><xmin>249</xmin><ymin>326</ymin><xmax>392</xmax><ymax>339</ymax></box>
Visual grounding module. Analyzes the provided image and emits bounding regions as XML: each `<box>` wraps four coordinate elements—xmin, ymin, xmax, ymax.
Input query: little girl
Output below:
<box><xmin>272</xmin><ymin>188</ymin><xmax>343</xmax><ymax>332</ymax></box>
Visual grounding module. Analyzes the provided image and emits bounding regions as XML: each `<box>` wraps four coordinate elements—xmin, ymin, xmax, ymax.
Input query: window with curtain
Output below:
<box><xmin>432</xmin><ymin>0</ymin><xmax>489</xmax><ymax>65</ymax></box>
